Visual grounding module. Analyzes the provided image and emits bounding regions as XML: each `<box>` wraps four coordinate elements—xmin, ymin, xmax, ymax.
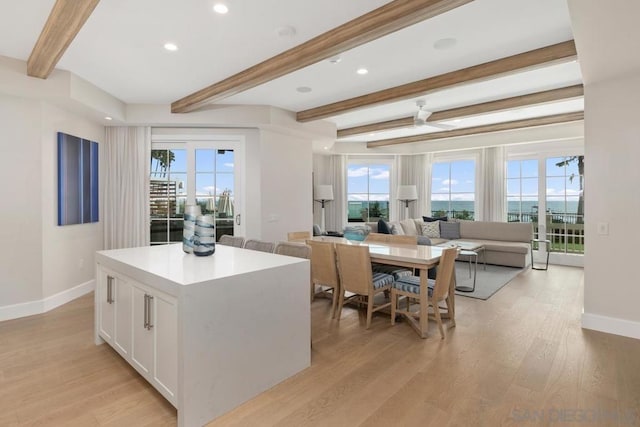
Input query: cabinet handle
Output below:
<box><xmin>147</xmin><ymin>295</ymin><xmax>154</xmax><ymax>330</ymax></box>
<box><xmin>107</xmin><ymin>276</ymin><xmax>114</xmax><ymax>304</ymax></box>
<box><xmin>236</xmin><ymin>214</ymin><xmax>241</xmax><ymax>225</ymax></box>
<box><xmin>143</xmin><ymin>294</ymin><xmax>149</xmax><ymax>329</ymax></box>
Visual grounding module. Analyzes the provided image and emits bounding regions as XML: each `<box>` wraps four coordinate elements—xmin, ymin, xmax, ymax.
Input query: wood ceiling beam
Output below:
<box><xmin>171</xmin><ymin>0</ymin><xmax>473</xmax><ymax>113</ymax></box>
<box><xmin>366</xmin><ymin>111</ymin><xmax>584</xmax><ymax>148</ymax></box>
<box><xmin>299</xmin><ymin>40</ymin><xmax>577</xmax><ymax>122</ymax></box>
<box><xmin>27</xmin><ymin>0</ymin><xmax>100</xmax><ymax>79</ymax></box>
<box><xmin>337</xmin><ymin>84</ymin><xmax>584</xmax><ymax>138</ymax></box>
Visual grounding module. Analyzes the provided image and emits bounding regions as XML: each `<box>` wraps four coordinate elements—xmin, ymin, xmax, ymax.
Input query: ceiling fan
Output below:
<box><xmin>413</xmin><ymin>100</ymin><xmax>455</xmax><ymax>130</ymax></box>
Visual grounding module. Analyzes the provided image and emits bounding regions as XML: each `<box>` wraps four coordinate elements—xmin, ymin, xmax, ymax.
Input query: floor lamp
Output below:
<box><xmin>314</xmin><ymin>185</ymin><xmax>334</xmax><ymax>232</ymax></box>
<box><xmin>397</xmin><ymin>185</ymin><xmax>418</xmax><ymax>219</ymax></box>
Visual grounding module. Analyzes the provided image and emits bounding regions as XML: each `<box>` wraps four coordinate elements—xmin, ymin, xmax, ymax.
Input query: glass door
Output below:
<box><xmin>150</xmin><ymin>140</ymin><xmax>243</xmax><ymax>245</ymax></box>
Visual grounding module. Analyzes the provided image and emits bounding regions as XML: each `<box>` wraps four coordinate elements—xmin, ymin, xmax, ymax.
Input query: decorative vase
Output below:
<box><xmin>183</xmin><ymin>205</ymin><xmax>202</xmax><ymax>253</ymax></box>
<box><xmin>193</xmin><ymin>214</ymin><xmax>216</xmax><ymax>256</ymax></box>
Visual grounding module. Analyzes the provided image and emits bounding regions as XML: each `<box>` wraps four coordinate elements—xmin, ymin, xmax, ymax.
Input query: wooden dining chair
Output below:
<box><xmin>306</xmin><ymin>240</ymin><xmax>340</xmax><ymax>318</ymax></box>
<box><xmin>391</xmin><ymin>247</ymin><xmax>458</xmax><ymax>339</ymax></box>
<box><xmin>365</xmin><ymin>232</ymin><xmax>390</xmax><ymax>243</ymax></box>
<box><xmin>334</xmin><ymin>243</ymin><xmax>394</xmax><ymax>329</ymax></box>
<box><xmin>243</xmin><ymin>239</ymin><xmax>275</xmax><ymax>253</ymax></box>
<box><xmin>218</xmin><ymin>235</ymin><xmax>245</xmax><ymax>248</ymax></box>
<box><xmin>274</xmin><ymin>241</ymin><xmax>312</xmax><ymax>259</ymax></box>
<box><xmin>387</xmin><ymin>234</ymin><xmax>418</xmax><ymax>245</ymax></box>
<box><xmin>287</xmin><ymin>231</ymin><xmax>312</xmax><ymax>241</ymax></box>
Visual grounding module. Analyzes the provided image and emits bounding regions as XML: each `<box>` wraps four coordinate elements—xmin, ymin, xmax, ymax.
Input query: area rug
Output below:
<box><xmin>453</xmin><ymin>261</ymin><xmax>524</xmax><ymax>300</ymax></box>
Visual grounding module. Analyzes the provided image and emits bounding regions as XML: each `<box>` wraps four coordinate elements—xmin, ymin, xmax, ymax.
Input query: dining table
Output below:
<box><xmin>303</xmin><ymin>236</ymin><xmax>453</xmax><ymax>338</ymax></box>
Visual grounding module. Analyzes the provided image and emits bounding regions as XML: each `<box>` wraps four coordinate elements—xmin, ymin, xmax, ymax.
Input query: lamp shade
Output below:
<box><xmin>397</xmin><ymin>185</ymin><xmax>418</xmax><ymax>201</ymax></box>
<box><xmin>314</xmin><ymin>185</ymin><xmax>334</xmax><ymax>201</ymax></box>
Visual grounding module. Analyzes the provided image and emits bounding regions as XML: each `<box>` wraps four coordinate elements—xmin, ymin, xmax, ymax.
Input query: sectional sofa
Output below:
<box><xmin>365</xmin><ymin>218</ymin><xmax>533</xmax><ymax>268</ymax></box>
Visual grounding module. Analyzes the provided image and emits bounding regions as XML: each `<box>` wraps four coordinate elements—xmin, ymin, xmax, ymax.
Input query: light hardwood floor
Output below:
<box><xmin>1</xmin><ymin>265</ymin><xmax>639</xmax><ymax>426</ymax></box>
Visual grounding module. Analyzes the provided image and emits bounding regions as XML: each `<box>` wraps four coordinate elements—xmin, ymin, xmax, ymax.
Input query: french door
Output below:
<box><xmin>150</xmin><ymin>138</ymin><xmax>244</xmax><ymax>245</ymax></box>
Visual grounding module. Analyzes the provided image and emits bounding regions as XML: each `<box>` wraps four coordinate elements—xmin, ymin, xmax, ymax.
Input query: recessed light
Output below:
<box><xmin>356</xmin><ymin>68</ymin><xmax>369</xmax><ymax>75</ymax></box>
<box><xmin>433</xmin><ymin>38</ymin><xmax>457</xmax><ymax>50</ymax></box>
<box><xmin>328</xmin><ymin>55</ymin><xmax>342</xmax><ymax>64</ymax></box>
<box><xmin>164</xmin><ymin>42</ymin><xmax>178</xmax><ymax>51</ymax></box>
<box><xmin>296</xmin><ymin>86</ymin><xmax>312</xmax><ymax>93</ymax></box>
<box><xmin>104</xmin><ymin>116</ymin><xmax>113</xmax><ymax>121</ymax></box>
<box><xmin>276</xmin><ymin>25</ymin><xmax>296</xmax><ymax>38</ymax></box>
<box><xmin>369</xmin><ymin>133</ymin><xmax>376</xmax><ymax>136</ymax></box>
<box><xmin>213</xmin><ymin>3</ymin><xmax>228</xmax><ymax>14</ymax></box>
<box><xmin>323</xmin><ymin>146</ymin><xmax>329</xmax><ymax>150</ymax></box>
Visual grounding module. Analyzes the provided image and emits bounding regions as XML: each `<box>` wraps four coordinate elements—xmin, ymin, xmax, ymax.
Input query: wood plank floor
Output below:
<box><xmin>1</xmin><ymin>265</ymin><xmax>639</xmax><ymax>426</ymax></box>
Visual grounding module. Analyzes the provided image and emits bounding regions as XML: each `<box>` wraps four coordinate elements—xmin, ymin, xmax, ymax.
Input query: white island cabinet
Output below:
<box><xmin>95</xmin><ymin>243</ymin><xmax>311</xmax><ymax>427</ymax></box>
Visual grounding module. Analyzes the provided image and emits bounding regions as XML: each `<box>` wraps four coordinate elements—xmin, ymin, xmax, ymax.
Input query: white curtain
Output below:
<box><xmin>481</xmin><ymin>146</ymin><xmax>506</xmax><ymax>221</ymax></box>
<box><xmin>104</xmin><ymin>127</ymin><xmax>151</xmax><ymax>249</ymax></box>
<box><xmin>396</xmin><ymin>154</ymin><xmax>429</xmax><ymax>220</ymax></box>
<box><xmin>326</xmin><ymin>154</ymin><xmax>347</xmax><ymax>231</ymax></box>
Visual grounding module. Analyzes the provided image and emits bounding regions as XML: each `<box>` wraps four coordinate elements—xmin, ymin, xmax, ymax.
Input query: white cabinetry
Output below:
<box><xmin>96</xmin><ymin>264</ymin><xmax>177</xmax><ymax>406</ymax></box>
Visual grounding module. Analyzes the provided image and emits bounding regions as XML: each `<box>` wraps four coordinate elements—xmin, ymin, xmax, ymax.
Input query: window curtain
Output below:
<box><xmin>397</xmin><ymin>154</ymin><xmax>430</xmax><ymax>220</ymax></box>
<box><xmin>325</xmin><ymin>154</ymin><xmax>347</xmax><ymax>231</ymax></box>
<box><xmin>481</xmin><ymin>146</ymin><xmax>506</xmax><ymax>222</ymax></box>
<box><xmin>104</xmin><ymin>127</ymin><xmax>151</xmax><ymax>249</ymax></box>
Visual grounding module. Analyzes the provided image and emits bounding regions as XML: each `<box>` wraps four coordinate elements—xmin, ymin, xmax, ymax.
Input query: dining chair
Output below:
<box><xmin>387</xmin><ymin>234</ymin><xmax>418</xmax><ymax>245</ymax></box>
<box><xmin>218</xmin><ymin>235</ymin><xmax>245</xmax><ymax>248</ymax></box>
<box><xmin>287</xmin><ymin>231</ymin><xmax>312</xmax><ymax>241</ymax></box>
<box><xmin>306</xmin><ymin>240</ymin><xmax>340</xmax><ymax>318</ymax></box>
<box><xmin>367</xmin><ymin>233</ymin><xmax>414</xmax><ymax>280</ymax></box>
<box><xmin>274</xmin><ymin>241</ymin><xmax>312</xmax><ymax>259</ymax></box>
<box><xmin>334</xmin><ymin>243</ymin><xmax>394</xmax><ymax>329</ymax></box>
<box><xmin>391</xmin><ymin>246</ymin><xmax>458</xmax><ymax>339</ymax></box>
<box><xmin>243</xmin><ymin>239</ymin><xmax>275</xmax><ymax>253</ymax></box>
<box><xmin>365</xmin><ymin>232</ymin><xmax>389</xmax><ymax>243</ymax></box>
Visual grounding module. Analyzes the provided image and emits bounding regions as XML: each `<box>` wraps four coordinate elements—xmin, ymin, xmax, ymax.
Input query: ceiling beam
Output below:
<box><xmin>337</xmin><ymin>84</ymin><xmax>584</xmax><ymax>138</ymax></box>
<box><xmin>27</xmin><ymin>0</ymin><xmax>100</xmax><ymax>79</ymax></box>
<box><xmin>298</xmin><ymin>40</ymin><xmax>577</xmax><ymax>122</ymax></box>
<box><xmin>366</xmin><ymin>111</ymin><xmax>584</xmax><ymax>148</ymax></box>
<box><xmin>171</xmin><ymin>0</ymin><xmax>473</xmax><ymax>113</ymax></box>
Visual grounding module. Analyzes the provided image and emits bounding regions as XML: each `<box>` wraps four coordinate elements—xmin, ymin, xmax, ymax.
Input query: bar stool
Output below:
<box><xmin>530</xmin><ymin>239</ymin><xmax>551</xmax><ymax>270</ymax></box>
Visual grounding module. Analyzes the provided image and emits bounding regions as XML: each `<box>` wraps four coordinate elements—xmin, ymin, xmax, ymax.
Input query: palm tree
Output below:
<box><xmin>151</xmin><ymin>150</ymin><xmax>175</xmax><ymax>178</ymax></box>
<box><xmin>555</xmin><ymin>156</ymin><xmax>584</xmax><ymax>224</ymax></box>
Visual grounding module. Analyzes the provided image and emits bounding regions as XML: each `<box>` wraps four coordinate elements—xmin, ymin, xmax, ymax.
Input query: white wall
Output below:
<box><xmin>41</xmin><ymin>103</ymin><xmax>104</xmax><ymax>298</ymax></box>
<box><xmin>0</xmin><ymin>93</ymin><xmax>44</xmax><ymax>306</ymax></box>
<box><xmin>582</xmin><ymin>74</ymin><xmax>640</xmax><ymax>338</ymax></box>
<box><xmin>258</xmin><ymin>129</ymin><xmax>313</xmax><ymax>242</ymax></box>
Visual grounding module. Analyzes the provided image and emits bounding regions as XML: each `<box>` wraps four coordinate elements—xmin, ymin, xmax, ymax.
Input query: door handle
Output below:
<box><xmin>235</xmin><ymin>214</ymin><xmax>241</xmax><ymax>225</ymax></box>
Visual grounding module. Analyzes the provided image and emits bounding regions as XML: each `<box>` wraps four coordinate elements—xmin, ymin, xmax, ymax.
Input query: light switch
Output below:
<box><xmin>597</xmin><ymin>222</ymin><xmax>609</xmax><ymax>235</ymax></box>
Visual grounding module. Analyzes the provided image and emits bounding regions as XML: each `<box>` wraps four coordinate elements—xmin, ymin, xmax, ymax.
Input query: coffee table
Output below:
<box><xmin>437</xmin><ymin>241</ymin><xmax>485</xmax><ymax>292</ymax></box>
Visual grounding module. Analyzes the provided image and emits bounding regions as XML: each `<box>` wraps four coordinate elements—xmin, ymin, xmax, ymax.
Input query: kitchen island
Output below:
<box><xmin>95</xmin><ymin>243</ymin><xmax>310</xmax><ymax>427</ymax></box>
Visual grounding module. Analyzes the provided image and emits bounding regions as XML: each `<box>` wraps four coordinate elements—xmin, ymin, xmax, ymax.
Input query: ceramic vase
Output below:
<box><xmin>183</xmin><ymin>204</ymin><xmax>202</xmax><ymax>253</ymax></box>
<box><xmin>193</xmin><ymin>214</ymin><xmax>216</xmax><ymax>256</ymax></box>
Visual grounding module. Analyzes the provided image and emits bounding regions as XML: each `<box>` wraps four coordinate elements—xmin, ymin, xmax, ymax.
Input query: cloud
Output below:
<box><xmin>442</xmin><ymin>179</ymin><xmax>458</xmax><ymax>186</ymax></box>
<box><xmin>347</xmin><ymin>166</ymin><xmax>389</xmax><ymax>180</ymax></box>
<box><xmin>348</xmin><ymin>167</ymin><xmax>369</xmax><ymax>178</ymax></box>
<box><xmin>224</xmin><ymin>163</ymin><xmax>234</xmax><ymax>168</ymax></box>
<box><xmin>546</xmin><ymin>188</ymin><xmax>581</xmax><ymax>196</ymax></box>
<box><xmin>370</xmin><ymin>169</ymin><xmax>389</xmax><ymax>180</ymax></box>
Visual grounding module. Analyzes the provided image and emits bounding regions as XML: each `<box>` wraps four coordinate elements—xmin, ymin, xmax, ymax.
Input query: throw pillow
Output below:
<box><xmin>377</xmin><ymin>219</ymin><xmax>391</xmax><ymax>234</ymax></box>
<box><xmin>399</xmin><ymin>218</ymin><xmax>418</xmax><ymax>235</ymax></box>
<box><xmin>440</xmin><ymin>221</ymin><xmax>461</xmax><ymax>239</ymax></box>
<box><xmin>421</xmin><ymin>221</ymin><xmax>440</xmax><ymax>238</ymax></box>
<box><xmin>416</xmin><ymin>235</ymin><xmax>432</xmax><ymax>246</ymax></box>
<box><xmin>423</xmin><ymin>215</ymin><xmax>448</xmax><ymax>222</ymax></box>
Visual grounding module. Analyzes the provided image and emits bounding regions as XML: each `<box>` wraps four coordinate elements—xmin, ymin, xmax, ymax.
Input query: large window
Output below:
<box><xmin>431</xmin><ymin>160</ymin><xmax>475</xmax><ymax>220</ymax></box>
<box><xmin>150</xmin><ymin>145</ymin><xmax>238</xmax><ymax>245</ymax></box>
<box><xmin>506</xmin><ymin>155</ymin><xmax>584</xmax><ymax>255</ymax></box>
<box><xmin>347</xmin><ymin>162</ymin><xmax>390</xmax><ymax>222</ymax></box>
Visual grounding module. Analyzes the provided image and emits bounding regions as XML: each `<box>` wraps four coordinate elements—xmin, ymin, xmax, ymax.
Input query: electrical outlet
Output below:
<box><xmin>597</xmin><ymin>222</ymin><xmax>609</xmax><ymax>235</ymax></box>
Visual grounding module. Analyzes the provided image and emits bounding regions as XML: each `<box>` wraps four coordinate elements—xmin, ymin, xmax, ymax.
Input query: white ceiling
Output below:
<box><xmin>0</xmin><ymin>0</ymin><xmax>583</xmax><ymax>143</ymax></box>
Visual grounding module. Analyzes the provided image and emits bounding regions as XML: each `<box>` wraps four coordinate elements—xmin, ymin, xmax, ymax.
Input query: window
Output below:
<box><xmin>431</xmin><ymin>160</ymin><xmax>475</xmax><ymax>220</ymax></box>
<box><xmin>347</xmin><ymin>162</ymin><xmax>390</xmax><ymax>222</ymax></box>
<box><xmin>505</xmin><ymin>155</ymin><xmax>584</xmax><ymax>255</ymax></box>
<box><xmin>507</xmin><ymin>159</ymin><xmax>539</xmax><ymax>237</ymax></box>
<box><xmin>546</xmin><ymin>156</ymin><xmax>584</xmax><ymax>254</ymax></box>
<box><xmin>150</xmin><ymin>144</ymin><xmax>238</xmax><ymax>245</ymax></box>
<box><xmin>150</xmin><ymin>149</ymin><xmax>187</xmax><ymax>245</ymax></box>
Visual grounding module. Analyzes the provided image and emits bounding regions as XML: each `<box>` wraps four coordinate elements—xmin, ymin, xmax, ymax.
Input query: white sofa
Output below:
<box><xmin>366</xmin><ymin>218</ymin><xmax>533</xmax><ymax>268</ymax></box>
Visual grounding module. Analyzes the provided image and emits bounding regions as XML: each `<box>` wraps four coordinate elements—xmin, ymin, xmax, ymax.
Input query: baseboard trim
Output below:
<box><xmin>582</xmin><ymin>312</ymin><xmax>640</xmax><ymax>340</ymax></box>
<box><xmin>0</xmin><ymin>280</ymin><xmax>95</xmax><ymax>322</ymax></box>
